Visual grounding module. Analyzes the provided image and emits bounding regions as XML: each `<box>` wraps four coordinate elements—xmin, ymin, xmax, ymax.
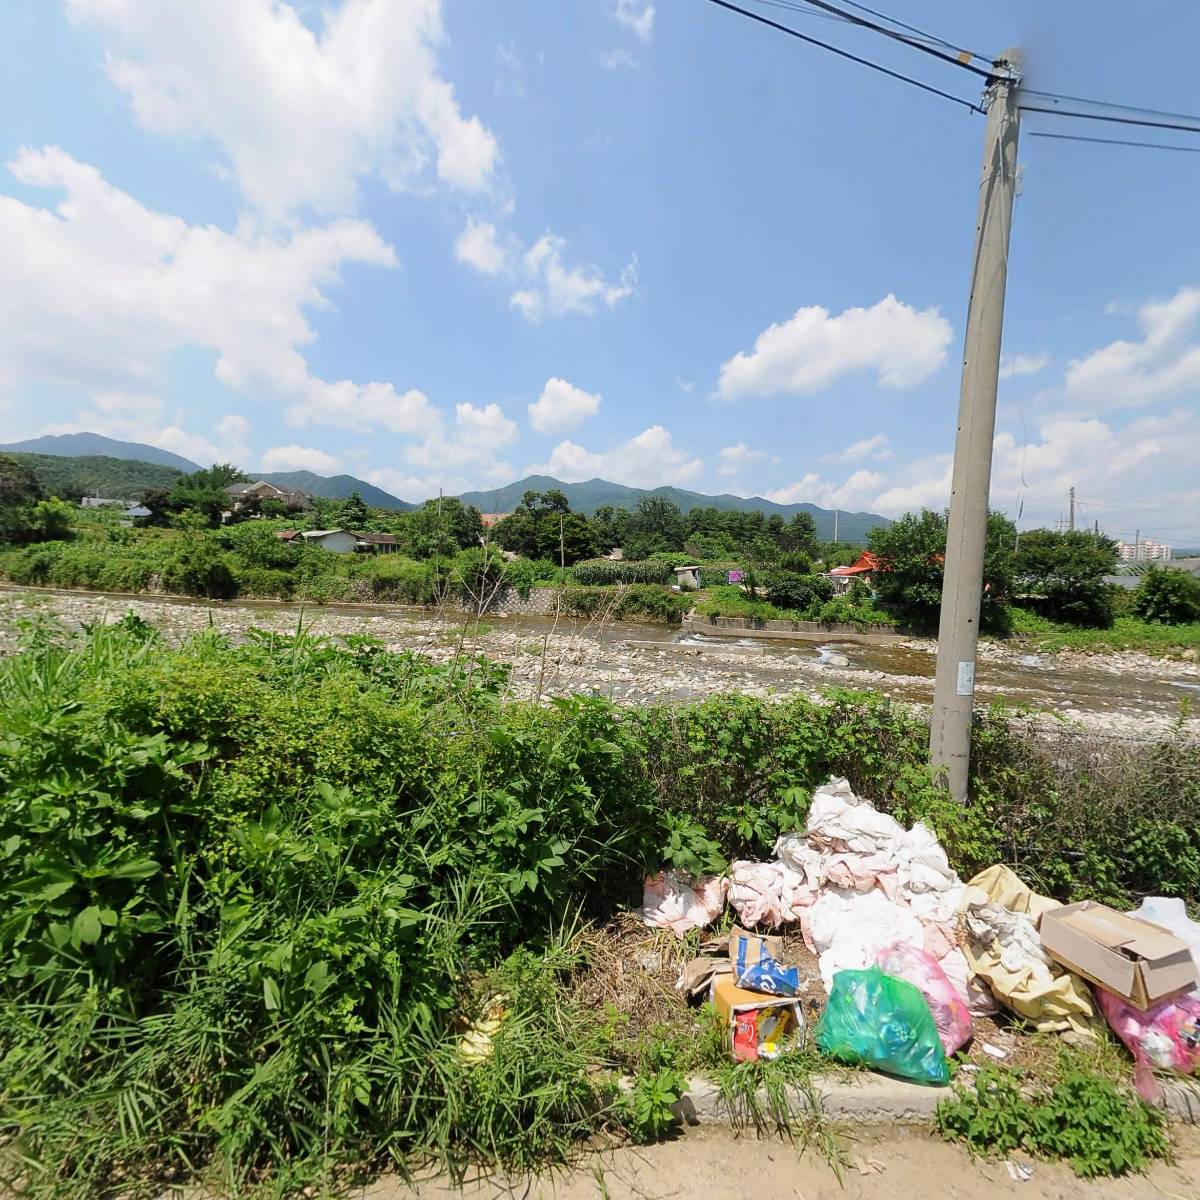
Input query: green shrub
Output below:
<box><xmin>572</xmin><ymin>559</ymin><xmax>674</xmax><ymax>586</ymax></box>
<box><xmin>937</xmin><ymin>1061</ymin><xmax>1168</xmax><ymax>1177</ymax></box>
<box><xmin>235</xmin><ymin>566</ymin><xmax>295</xmax><ymax>598</ymax></box>
<box><xmin>1132</xmin><ymin>566</ymin><xmax>1200</xmax><ymax>624</ymax></box>
<box><xmin>763</xmin><ymin>571</ymin><xmax>833</xmax><ymax>613</ymax></box>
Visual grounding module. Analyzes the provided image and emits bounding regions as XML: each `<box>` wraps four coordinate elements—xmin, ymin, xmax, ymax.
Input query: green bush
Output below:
<box><xmin>937</xmin><ymin>1061</ymin><xmax>1167</xmax><ymax>1177</ymax></box>
<box><xmin>1132</xmin><ymin>566</ymin><xmax>1200</xmax><ymax>624</ymax></box>
<box><xmin>234</xmin><ymin>566</ymin><xmax>296</xmax><ymax>598</ymax></box>
<box><xmin>763</xmin><ymin>571</ymin><xmax>834</xmax><ymax>613</ymax></box>
<box><xmin>501</xmin><ymin>557</ymin><xmax>561</xmax><ymax>599</ymax></box>
<box><xmin>571</xmin><ymin>559</ymin><xmax>674</xmax><ymax>586</ymax></box>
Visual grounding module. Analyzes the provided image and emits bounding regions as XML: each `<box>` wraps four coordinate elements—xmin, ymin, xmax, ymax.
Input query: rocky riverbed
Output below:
<box><xmin>2</xmin><ymin>587</ymin><xmax>1198</xmax><ymax>741</ymax></box>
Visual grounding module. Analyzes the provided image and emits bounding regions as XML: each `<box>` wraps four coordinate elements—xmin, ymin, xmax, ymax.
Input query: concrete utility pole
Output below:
<box><xmin>1069</xmin><ymin>486</ymin><xmax>1076</xmax><ymax>532</ymax></box>
<box><xmin>930</xmin><ymin>51</ymin><xmax>1022</xmax><ymax>803</ymax></box>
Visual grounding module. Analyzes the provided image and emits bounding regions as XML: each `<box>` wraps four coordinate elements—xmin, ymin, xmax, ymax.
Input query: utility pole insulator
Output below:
<box><xmin>929</xmin><ymin>51</ymin><xmax>1022</xmax><ymax>803</ymax></box>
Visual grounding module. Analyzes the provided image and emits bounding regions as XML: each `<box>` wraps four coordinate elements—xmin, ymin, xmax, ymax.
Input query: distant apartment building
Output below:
<box><xmin>1116</xmin><ymin>538</ymin><xmax>1172</xmax><ymax>562</ymax></box>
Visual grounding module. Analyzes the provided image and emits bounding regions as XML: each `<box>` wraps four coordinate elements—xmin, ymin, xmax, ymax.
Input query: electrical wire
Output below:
<box><xmin>1020</xmin><ymin>87</ymin><xmax>1200</xmax><ymax>126</ymax></box>
<box><xmin>740</xmin><ymin>0</ymin><xmax>996</xmax><ymax>78</ymax></box>
<box><xmin>702</xmin><ymin>0</ymin><xmax>984</xmax><ymax>113</ymax></box>
<box><xmin>747</xmin><ymin>0</ymin><xmax>992</xmax><ymax>67</ymax></box>
<box><xmin>1028</xmin><ymin>130</ymin><xmax>1200</xmax><ymax>154</ymax></box>
<box><xmin>1019</xmin><ymin>104</ymin><xmax>1200</xmax><ymax>137</ymax></box>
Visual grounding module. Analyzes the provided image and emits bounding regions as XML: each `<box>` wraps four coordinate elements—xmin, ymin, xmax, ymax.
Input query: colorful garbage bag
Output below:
<box><xmin>1095</xmin><ymin>986</ymin><xmax>1200</xmax><ymax>1102</ymax></box>
<box><xmin>875</xmin><ymin>941</ymin><xmax>972</xmax><ymax>1056</ymax></box>
<box><xmin>816</xmin><ymin>966</ymin><xmax>950</xmax><ymax>1085</ymax></box>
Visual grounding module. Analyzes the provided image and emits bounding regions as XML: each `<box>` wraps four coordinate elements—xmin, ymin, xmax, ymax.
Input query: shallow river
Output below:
<box><xmin>1</xmin><ymin>585</ymin><xmax>1197</xmax><ymax>738</ymax></box>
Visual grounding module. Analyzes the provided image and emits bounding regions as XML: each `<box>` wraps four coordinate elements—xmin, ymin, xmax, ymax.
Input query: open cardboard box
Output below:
<box><xmin>711</xmin><ymin>976</ymin><xmax>805</xmax><ymax>1061</ymax></box>
<box><xmin>1039</xmin><ymin>901</ymin><xmax>1197</xmax><ymax>1010</ymax></box>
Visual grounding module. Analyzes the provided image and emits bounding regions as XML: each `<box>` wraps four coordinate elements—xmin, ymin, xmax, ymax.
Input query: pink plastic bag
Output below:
<box><xmin>875</xmin><ymin>941</ymin><xmax>973</xmax><ymax>1055</ymax></box>
<box><xmin>1095</xmin><ymin>987</ymin><xmax>1200</xmax><ymax>1102</ymax></box>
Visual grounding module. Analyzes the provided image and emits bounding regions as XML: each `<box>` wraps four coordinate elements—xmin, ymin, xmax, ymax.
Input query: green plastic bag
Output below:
<box><xmin>816</xmin><ymin>967</ymin><xmax>950</xmax><ymax>1086</ymax></box>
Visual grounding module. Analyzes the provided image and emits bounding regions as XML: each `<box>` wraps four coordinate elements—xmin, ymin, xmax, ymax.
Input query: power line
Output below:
<box><xmin>1019</xmin><ymin>104</ymin><xmax>1200</xmax><ymax>137</ymax></box>
<box><xmin>702</xmin><ymin>0</ymin><xmax>984</xmax><ymax>113</ymax></box>
<box><xmin>1028</xmin><ymin>130</ymin><xmax>1200</xmax><ymax>155</ymax></box>
<box><xmin>836</xmin><ymin>0</ymin><xmax>991</xmax><ymax>63</ymax></box>
<box><xmin>742</xmin><ymin>0</ymin><xmax>994</xmax><ymax>76</ymax></box>
<box><xmin>1020</xmin><ymin>87</ymin><xmax>1200</xmax><ymax>127</ymax></box>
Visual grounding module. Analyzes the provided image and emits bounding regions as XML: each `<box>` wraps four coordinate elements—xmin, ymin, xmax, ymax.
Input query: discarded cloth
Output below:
<box><xmin>875</xmin><ymin>941</ymin><xmax>972</xmax><ymax>1056</ymax></box>
<box><xmin>640</xmin><ymin>870</ymin><xmax>728</xmax><ymax>936</ymax></box>
<box><xmin>959</xmin><ymin>866</ymin><xmax>1096</xmax><ymax>1036</ymax></box>
<box><xmin>729</xmin><ymin>859</ymin><xmax>814</xmax><ymax>927</ymax></box>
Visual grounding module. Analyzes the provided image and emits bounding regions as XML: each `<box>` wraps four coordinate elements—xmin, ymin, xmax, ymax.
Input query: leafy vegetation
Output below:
<box><xmin>1</xmin><ymin>452</ymin><xmax>184</xmax><ymax>502</ymax></box>
<box><xmin>937</xmin><ymin>1055</ymin><xmax>1168</xmax><ymax>1178</ymax></box>
<box><xmin>1132</xmin><ymin>565</ymin><xmax>1200</xmax><ymax>624</ymax></box>
<box><xmin>1014</xmin><ymin>529</ymin><xmax>1119</xmax><ymax>627</ymax></box>
<box><xmin>1005</xmin><ymin>607</ymin><xmax>1200</xmax><ymax>656</ymax></box>
<box><xmin>0</xmin><ymin>618</ymin><xmax>1194</xmax><ymax>1193</ymax></box>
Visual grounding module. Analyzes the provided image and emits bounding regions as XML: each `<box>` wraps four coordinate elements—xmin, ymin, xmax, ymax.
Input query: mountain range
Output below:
<box><xmin>1</xmin><ymin>434</ymin><xmax>891</xmax><ymax>538</ymax></box>
<box><xmin>0</xmin><ymin>432</ymin><xmax>201</xmax><ymax>472</ymax></box>
<box><xmin>256</xmin><ymin>470</ymin><xmax>414</xmax><ymax>511</ymax></box>
<box><xmin>455</xmin><ymin>476</ymin><xmax>889</xmax><ymax>542</ymax></box>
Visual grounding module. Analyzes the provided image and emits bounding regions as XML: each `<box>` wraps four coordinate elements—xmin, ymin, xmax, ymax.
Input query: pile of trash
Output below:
<box><xmin>641</xmin><ymin>777</ymin><xmax>1200</xmax><ymax>1094</ymax></box>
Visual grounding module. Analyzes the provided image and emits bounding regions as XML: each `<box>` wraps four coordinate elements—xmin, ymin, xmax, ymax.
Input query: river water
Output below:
<box><xmin>1</xmin><ymin>585</ymin><xmax>1197</xmax><ymax>738</ymax></box>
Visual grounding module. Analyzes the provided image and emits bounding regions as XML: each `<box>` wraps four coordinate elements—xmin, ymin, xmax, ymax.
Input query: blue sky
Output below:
<box><xmin>2</xmin><ymin>0</ymin><xmax>1199</xmax><ymax>544</ymax></box>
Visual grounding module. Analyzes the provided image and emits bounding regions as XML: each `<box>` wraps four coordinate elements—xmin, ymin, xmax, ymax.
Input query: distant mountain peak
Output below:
<box><xmin>0</xmin><ymin>432</ymin><xmax>201</xmax><ymax>472</ymax></box>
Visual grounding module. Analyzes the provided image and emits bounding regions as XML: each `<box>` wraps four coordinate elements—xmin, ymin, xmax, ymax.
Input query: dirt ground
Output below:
<box><xmin>366</xmin><ymin>1124</ymin><xmax>1200</xmax><ymax>1199</ymax></box>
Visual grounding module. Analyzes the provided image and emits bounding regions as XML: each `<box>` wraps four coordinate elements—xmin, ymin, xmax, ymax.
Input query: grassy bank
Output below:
<box><xmin>0</xmin><ymin>618</ymin><xmax>1195</xmax><ymax>1195</ymax></box>
<box><xmin>1006</xmin><ymin>607</ymin><xmax>1200</xmax><ymax>656</ymax></box>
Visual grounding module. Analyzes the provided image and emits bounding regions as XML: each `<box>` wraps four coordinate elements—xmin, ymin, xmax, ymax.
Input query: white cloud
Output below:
<box><xmin>675</xmin><ymin>376</ymin><xmax>694</xmax><ymax>393</ymax></box>
<box><xmin>716</xmin><ymin>295</ymin><xmax>952</xmax><ymax>400</ymax></box>
<box><xmin>261</xmin><ymin>444</ymin><xmax>343</xmax><ymax>473</ymax></box>
<box><xmin>528</xmin><ymin>377</ymin><xmax>602</xmax><ymax>434</ymax></box>
<box><xmin>538</xmin><ymin>425</ymin><xmax>702</xmax><ymax>488</ymax></box>
<box><xmin>767</xmin><ymin>470</ymin><xmax>886</xmax><ymax>510</ymax></box>
<box><xmin>999</xmin><ymin>351</ymin><xmax>1050</xmax><ymax>379</ymax></box>
<box><xmin>614</xmin><ymin>0</ymin><xmax>654</xmax><ymax>41</ymax></box>
<box><xmin>35</xmin><ymin>401</ymin><xmax>251</xmax><ymax>469</ymax></box>
<box><xmin>600</xmin><ymin>48</ymin><xmax>637</xmax><ymax>71</ymax></box>
<box><xmin>454</xmin><ymin>219</ymin><xmax>508</xmax><ymax>276</ymax></box>
<box><xmin>717</xmin><ymin>443</ymin><xmax>778</xmax><ymax>478</ymax></box>
<box><xmin>65</xmin><ymin>0</ymin><xmax>499</xmax><ymax>219</ymax></box>
<box><xmin>823</xmin><ymin>433</ymin><xmax>891</xmax><ymax>463</ymax></box>
<box><xmin>510</xmin><ymin>236</ymin><xmax>637</xmax><ymax>321</ymax></box>
<box><xmin>1064</xmin><ymin>287</ymin><xmax>1200</xmax><ymax>406</ymax></box>
<box><xmin>867</xmin><ymin>409</ymin><xmax>1199</xmax><ymax>529</ymax></box>
<box><xmin>404</xmin><ymin>401</ymin><xmax>517</xmax><ymax>471</ymax></box>
<box><xmin>0</xmin><ymin>146</ymin><xmax>458</xmax><ymax>444</ymax></box>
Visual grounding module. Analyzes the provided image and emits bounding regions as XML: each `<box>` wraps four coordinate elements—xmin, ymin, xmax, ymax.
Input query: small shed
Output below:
<box><xmin>674</xmin><ymin>564</ymin><xmax>702</xmax><ymax>591</ymax></box>
<box><xmin>300</xmin><ymin>529</ymin><xmax>360</xmax><ymax>554</ymax></box>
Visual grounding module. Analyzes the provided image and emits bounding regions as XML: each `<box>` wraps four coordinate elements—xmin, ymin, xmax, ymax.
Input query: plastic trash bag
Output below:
<box><xmin>816</xmin><ymin>966</ymin><xmax>950</xmax><ymax>1085</ymax></box>
<box><xmin>1095</xmin><ymin>986</ymin><xmax>1200</xmax><ymax>1102</ymax></box>
<box><xmin>875</xmin><ymin>941</ymin><xmax>972</xmax><ymax>1056</ymax></box>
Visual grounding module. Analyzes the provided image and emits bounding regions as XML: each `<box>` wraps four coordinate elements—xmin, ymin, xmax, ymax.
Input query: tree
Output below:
<box><xmin>784</xmin><ymin>511</ymin><xmax>819</xmax><ymax>555</ymax></box>
<box><xmin>1014</xmin><ymin>529</ymin><xmax>1118</xmax><ymax>627</ymax></box>
<box><xmin>1131</xmin><ymin>566</ymin><xmax>1200</xmax><ymax>625</ymax></box>
<box><xmin>402</xmin><ymin>498</ymin><xmax>483</xmax><ymax>558</ymax></box>
<box><xmin>765</xmin><ymin>571</ymin><xmax>834</xmax><ymax>613</ymax></box>
<box><xmin>338</xmin><ymin>489</ymin><xmax>370</xmax><ymax>529</ymax></box>
<box><xmin>868</xmin><ymin>508</ymin><xmax>1014</xmax><ymax>629</ymax></box>
<box><xmin>0</xmin><ymin>454</ymin><xmax>46</xmax><ymax>544</ymax></box>
<box><xmin>168</xmin><ymin>463</ymin><xmax>249</xmax><ymax>526</ymax></box>
<box><xmin>493</xmin><ymin>491</ymin><xmax>596</xmax><ymax>564</ymax></box>
<box><xmin>623</xmin><ymin>496</ymin><xmax>686</xmax><ymax>558</ymax></box>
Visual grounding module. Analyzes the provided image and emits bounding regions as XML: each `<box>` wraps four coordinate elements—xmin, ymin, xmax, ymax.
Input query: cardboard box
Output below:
<box><xmin>728</xmin><ymin>926</ymin><xmax>801</xmax><ymax>996</ymax></box>
<box><xmin>711</xmin><ymin>976</ymin><xmax>805</xmax><ymax>1061</ymax></box>
<box><xmin>1039</xmin><ymin>901</ymin><xmax>1198</xmax><ymax>1010</ymax></box>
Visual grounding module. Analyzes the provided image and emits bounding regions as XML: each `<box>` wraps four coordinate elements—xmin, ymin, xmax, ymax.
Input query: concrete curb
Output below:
<box><xmin>672</xmin><ymin>1074</ymin><xmax>1200</xmax><ymax>1128</ymax></box>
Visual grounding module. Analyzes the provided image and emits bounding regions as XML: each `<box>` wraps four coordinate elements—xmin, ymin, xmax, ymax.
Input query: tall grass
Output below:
<box><xmin>0</xmin><ymin>618</ymin><xmax>1195</xmax><ymax>1195</ymax></box>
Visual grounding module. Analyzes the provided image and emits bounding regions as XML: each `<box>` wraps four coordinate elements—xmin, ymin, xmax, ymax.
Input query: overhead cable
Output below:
<box><xmin>703</xmin><ymin>0</ymin><xmax>983</xmax><ymax>113</ymax></box>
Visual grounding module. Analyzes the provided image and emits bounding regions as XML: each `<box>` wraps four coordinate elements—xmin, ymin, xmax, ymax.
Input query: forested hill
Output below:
<box><xmin>455</xmin><ymin>475</ymin><xmax>890</xmax><ymax>543</ymax></box>
<box><xmin>6</xmin><ymin>453</ymin><xmax>184</xmax><ymax>501</ymax></box>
